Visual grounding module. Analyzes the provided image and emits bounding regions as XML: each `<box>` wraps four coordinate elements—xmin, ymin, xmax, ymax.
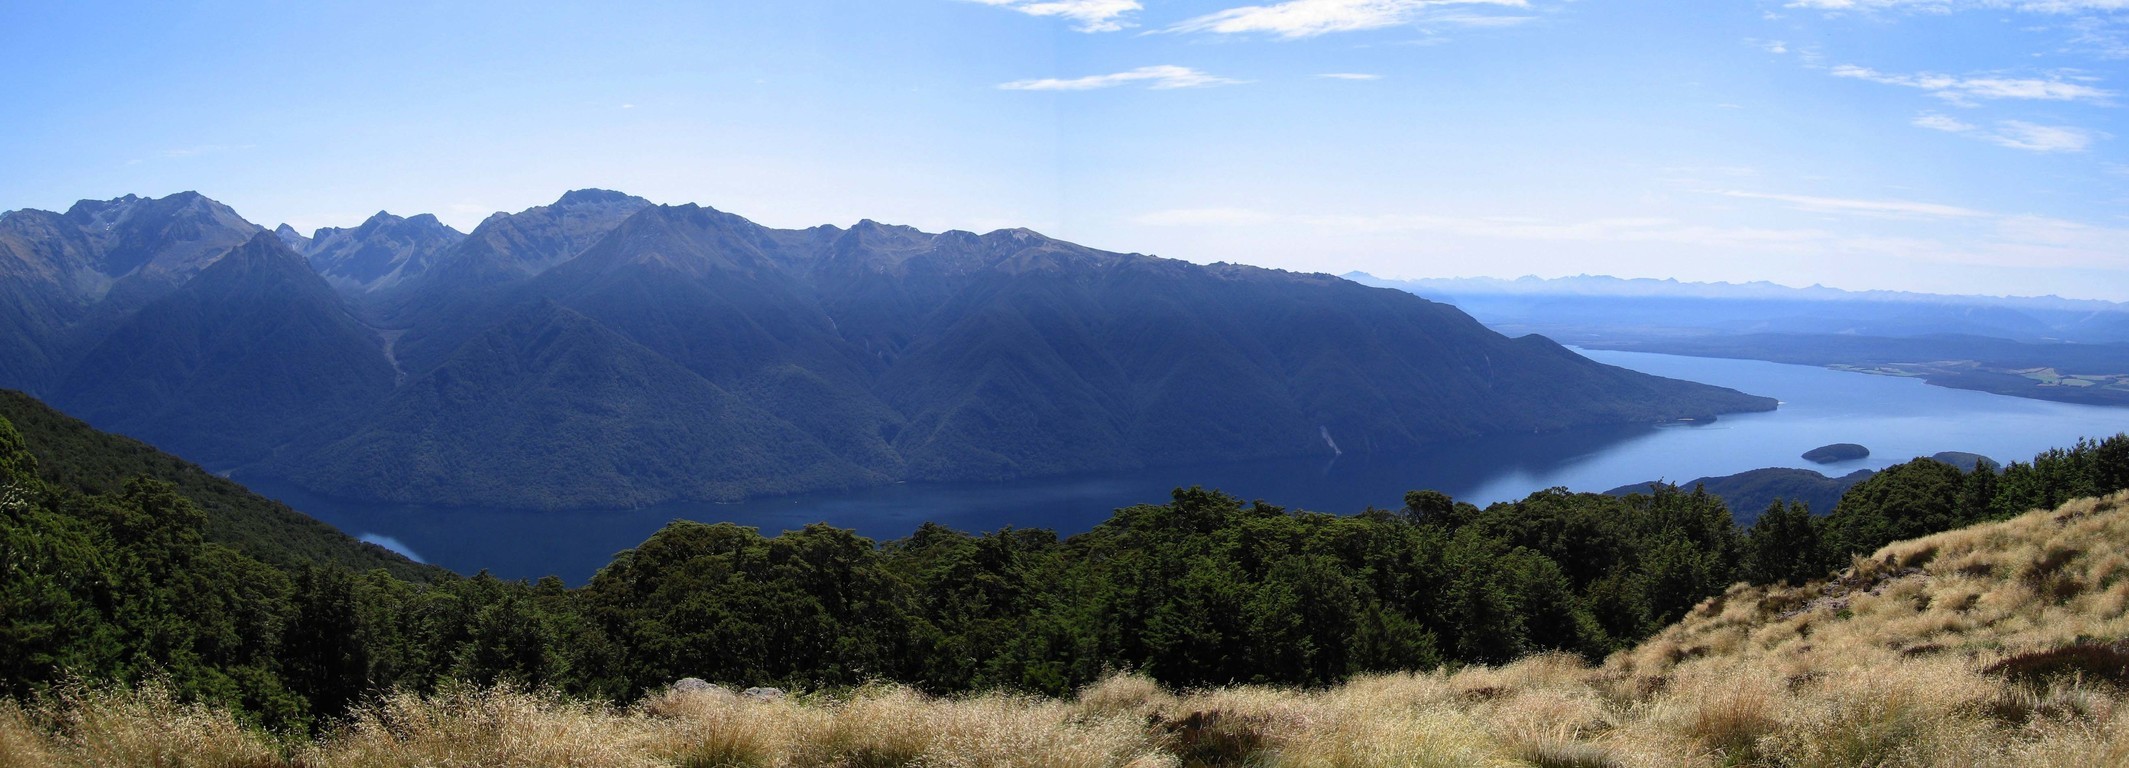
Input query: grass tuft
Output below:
<box><xmin>1513</xmin><ymin>739</ymin><xmax>1621</xmax><ymax>768</ymax></box>
<box><xmin>1985</xmin><ymin>642</ymin><xmax>2129</xmax><ymax>689</ymax></box>
<box><xmin>1154</xmin><ymin>710</ymin><xmax>1273</xmax><ymax>768</ymax></box>
<box><xmin>35</xmin><ymin>683</ymin><xmax>287</xmax><ymax>768</ymax></box>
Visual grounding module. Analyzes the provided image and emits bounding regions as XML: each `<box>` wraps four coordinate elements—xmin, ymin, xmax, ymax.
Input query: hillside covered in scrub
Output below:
<box><xmin>10</xmin><ymin>496</ymin><xmax>2129</xmax><ymax>766</ymax></box>
<box><xmin>4</xmin><ymin>388</ymin><xmax>2129</xmax><ymax>763</ymax></box>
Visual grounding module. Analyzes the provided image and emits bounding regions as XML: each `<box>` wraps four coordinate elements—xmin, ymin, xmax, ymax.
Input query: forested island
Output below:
<box><xmin>1802</xmin><ymin>443</ymin><xmax>1870</xmax><ymax>463</ymax></box>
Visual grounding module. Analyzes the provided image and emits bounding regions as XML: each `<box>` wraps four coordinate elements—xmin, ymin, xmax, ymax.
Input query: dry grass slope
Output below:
<box><xmin>9</xmin><ymin>493</ymin><xmax>2129</xmax><ymax>767</ymax></box>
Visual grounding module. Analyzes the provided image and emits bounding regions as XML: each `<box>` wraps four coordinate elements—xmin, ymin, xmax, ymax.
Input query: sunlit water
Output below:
<box><xmin>241</xmin><ymin>349</ymin><xmax>2129</xmax><ymax>584</ymax></box>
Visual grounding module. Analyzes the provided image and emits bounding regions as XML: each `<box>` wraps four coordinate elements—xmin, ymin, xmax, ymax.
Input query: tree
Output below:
<box><xmin>1958</xmin><ymin>463</ymin><xmax>1998</xmax><ymax>523</ymax></box>
<box><xmin>1402</xmin><ymin>490</ymin><xmax>1460</xmax><ymax>527</ymax></box>
<box><xmin>1824</xmin><ymin>458</ymin><xmax>1965</xmax><ymax>557</ymax></box>
<box><xmin>1744</xmin><ymin>501</ymin><xmax>1826</xmax><ymax>586</ymax></box>
<box><xmin>2094</xmin><ymin>434</ymin><xmax>2129</xmax><ymax>495</ymax></box>
<box><xmin>0</xmin><ymin>415</ymin><xmax>35</xmax><ymax>484</ymax></box>
<box><xmin>458</xmin><ymin>592</ymin><xmax>562</xmax><ymax>687</ymax></box>
<box><xmin>282</xmin><ymin>566</ymin><xmax>370</xmax><ymax>721</ymax></box>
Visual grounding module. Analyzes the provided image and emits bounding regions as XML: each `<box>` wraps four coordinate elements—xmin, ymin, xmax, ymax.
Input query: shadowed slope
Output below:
<box><xmin>0</xmin><ymin>193</ymin><xmax>262</xmax><ymax>391</ymax></box>
<box><xmin>287</xmin><ymin>199</ymin><xmax>1774</xmax><ymax>507</ymax></box>
<box><xmin>5</xmin><ymin>191</ymin><xmax>1778</xmax><ymax>509</ymax></box>
<box><xmin>0</xmin><ymin>389</ymin><xmax>436</xmax><ymax>580</ymax></box>
<box><xmin>381</xmin><ymin>189</ymin><xmax>653</xmax><ymax>376</ymax></box>
<box><xmin>286</xmin><ymin>301</ymin><xmax>877</xmax><ymax>508</ymax></box>
<box><xmin>53</xmin><ymin>233</ymin><xmax>396</xmax><ymax>469</ymax></box>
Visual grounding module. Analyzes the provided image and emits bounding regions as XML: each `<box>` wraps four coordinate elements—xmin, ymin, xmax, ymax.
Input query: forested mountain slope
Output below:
<box><xmin>2</xmin><ymin>191</ymin><xmax>1776</xmax><ymax>509</ymax></box>
<box><xmin>0</xmin><ymin>192</ymin><xmax>260</xmax><ymax>391</ymax></box>
<box><xmin>0</xmin><ymin>390</ymin><xmax>435</xmax><ymax>579</ymax></box>
<box><xmin>51</xmin><ymin>234</ymin><xmax>397</xmax><ymax>469</ymax></box>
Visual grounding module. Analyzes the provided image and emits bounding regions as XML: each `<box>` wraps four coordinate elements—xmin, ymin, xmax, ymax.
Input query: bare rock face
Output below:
<box><xmin>742</xmin><ymin>687</ymin><xmax>786</xmax><ymax>701</ymax></box>
<box><xmin>301</xmin><ymin>211</ymin><xmax>465</xmax><ymax>292</ymax></box>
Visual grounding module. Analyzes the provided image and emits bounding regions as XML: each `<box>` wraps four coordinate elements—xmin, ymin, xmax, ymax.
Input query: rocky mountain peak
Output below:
<box><xmin>305</xmin><ymin>208</ymin><xmax>467</xmax><ymax>292</ymax></box>
<box><xmin>273</xmin><ymin>223</ymin><xmax>310</xmax><ymax>250</ymax></box>
<box><xmin>218</xmin><ymin>230</ymin><xmax>313</xmax><ymax>271</ymax></box>
<box><xmin>556</xmin><ymin>188</ymin><xmax>648</xmax><ymax>208</ymax></box>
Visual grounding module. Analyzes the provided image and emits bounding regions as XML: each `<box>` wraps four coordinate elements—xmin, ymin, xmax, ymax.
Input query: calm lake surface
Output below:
<box><xmin>244</xmin><ymin>349</ymin><xmax>2129</xmax><ymax>584</ymax></box>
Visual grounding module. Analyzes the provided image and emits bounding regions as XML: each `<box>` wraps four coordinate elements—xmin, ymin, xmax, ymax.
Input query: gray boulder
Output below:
<box><xmin>671</xmin><ymin>678</ymin><xmax>718</xmax><ymax>695</ymax></box>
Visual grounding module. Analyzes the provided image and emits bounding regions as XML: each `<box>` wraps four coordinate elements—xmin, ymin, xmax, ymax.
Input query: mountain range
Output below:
<box><xmin>1350</xmin><ymin>272</ymin><xmax>2129</xmax><ymax>344</ymax></box>
<box><xmin>1353</xmin><ymin>272</ymin><xmax>2129</xmax><ymax>406</ymax></box>
<box><xmin>0</xmin><ymin>191</ymin><xmax>1775</xmax><ymax>509</ymax></box>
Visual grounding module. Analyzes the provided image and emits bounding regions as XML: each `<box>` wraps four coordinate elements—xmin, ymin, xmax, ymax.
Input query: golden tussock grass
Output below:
<box><xmin>10</xmin><ymin>492</ymin><xmax>2129</xmax><ymax>766</ymax></box>
<box><xmin>0</xmin><ymin>701</ymin><xmax>65</xmax><ymax>768</ymax></box>
<box><xmin>6</xmin><ymin>683</ymin><xmax>284</xmax><ymax>768</ymax></box>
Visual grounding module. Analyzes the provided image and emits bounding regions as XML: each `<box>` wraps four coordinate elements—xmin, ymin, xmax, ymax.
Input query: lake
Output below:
<box><xmin>243</xmin><ymin>349</ymin><xmax>2129</xmax><ymax>584</ymax></box>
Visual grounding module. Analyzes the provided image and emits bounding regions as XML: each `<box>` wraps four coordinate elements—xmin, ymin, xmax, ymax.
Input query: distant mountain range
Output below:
<box><xmin>1349</xmin><ymin>272</ymin><xmax>2129</xmax><ymax>343</ymax></box>
<box><xmin>1352</xmin><ymin>272</ymin><xmax>2129</xmax><ymax>406</ymax></box>
<box><xmin>0</xmin><ymin>191</ymin><xmax>1775</xmax><ymax>509</ymax></box>
<box><xmin>1354</xmin><ymin>273</ymin><xmax>2129</xmax><ymax>313</ymax></box>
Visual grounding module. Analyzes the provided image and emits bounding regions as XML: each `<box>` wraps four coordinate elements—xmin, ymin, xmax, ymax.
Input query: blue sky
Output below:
<box><xmin>3</xmin><ymin>1</ymin><xmax>2125</xmax><ymax>298</ymax></box>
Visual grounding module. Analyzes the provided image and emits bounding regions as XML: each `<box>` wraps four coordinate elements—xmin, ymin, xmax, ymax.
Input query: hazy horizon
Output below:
<box><xmin>4</xmin><ymin>1</ymin><xmax>2126</xmax><ymax>298</ymax></box>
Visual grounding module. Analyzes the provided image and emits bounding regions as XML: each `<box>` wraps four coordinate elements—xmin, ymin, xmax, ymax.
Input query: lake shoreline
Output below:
<box><xmin>247</xmin><ymin>350</ymin><xmax>2129</xmax><ymax>584</ymax></box>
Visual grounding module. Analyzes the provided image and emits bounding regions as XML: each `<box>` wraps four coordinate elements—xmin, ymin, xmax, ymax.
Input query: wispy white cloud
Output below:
<box><xmin>1980</xmin><ymin>214</ymin><xmax>2129</xmax><ymax>270</ymax></box>
<box><xmin>1791</xmin><ymin>0</ymin><xmax>2129</xmax><ymax>12</ymax></box>
<box><xmin>968</xmin><ymin>0</ymin><xmax>1140</xmax><ymax>32</ymax></box>
<box><xmin>2020</xmin><ymin>0</ymin><xmax>2129</xmax><ymax>9</ymax></box>
<box><xmin>997</xmin><ymin>65</ymin><xmax>1240</xmax><ymax>91</ymax></box>
<box><xmin>1719</xmin><ymin>190</ymin><xmax>1990</xmax><ymax>218</ymax></box>
<box><xmin>1166</xmin><ymin>0</ymin><xmax>1531</xmax><ymax>39</ymax></box>
<box><xmin>1317</xmin><ymin>72</ymin><xmax>1384</xmax><ymax>80</ymax></box>
<box><xmin>1831</xmin><ymin>65</ymin><xmax>2113</xmax><ymax>105</ymax></box>
<box><xmin>1663</xmin><ymin>165</ymin><xmax>1764</xmax><ymax>179</ymax></box>
<box><xmin>161</xmin><ymin>144</ymin><xmax>253</xmax><ymax>159</ymax></box>
<box><xmin>127</xmin><ymin>144</ymin><xmax>254</xmax><ymax>165</ymax></box>
<box><xmin>1912</xmin><ymin>113</ymin><xmax>1978</xmax><ymax>132</ymax></box>
<box><xmin>1989</xmin><ymin>120</ymin><xmax>2101</xmax><ymax>151</ymax></box>
<box><xmin>1134</xmin><ymin>208</ymin><xmax>1840</xmax><ymax>251</ymax></box>
<box><xmin>1716</xmin><ymin>190</ymin><xmax>2129</xmax><ymax>269</ymax></box>
<box><xmin>1135</xmin><ymin>208</ymin><xmax>1280</xmax><ymax>227</ymax></box>
<box><xmin>2069</xmin><ymin>17</ymin><xmax>2129</xmax><ymax>58</ymax></box>
<box><xmin>1133</xmin><ymin>201</ymin><xmax>2129</xmax><ymax>273</ymax></box>
<box><xmin>1913</xmin><ymin>112</ymin><xmax>2099</xmax><ymax>151</ymax></box>
<box><xmin>1425</xmin><ymin>13</ymin><xmax>1536</xmax><ymax>27</ymax></box>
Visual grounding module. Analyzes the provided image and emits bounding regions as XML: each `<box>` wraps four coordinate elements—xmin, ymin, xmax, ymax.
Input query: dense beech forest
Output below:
<box><xmin>2</xmin><ymin>390</ymin><xmax>2126</xmax><ymax>734</ymax></box>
